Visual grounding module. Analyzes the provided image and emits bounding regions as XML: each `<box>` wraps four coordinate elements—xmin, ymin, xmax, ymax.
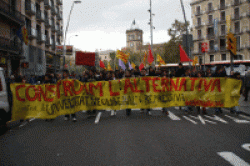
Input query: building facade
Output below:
<box><xmin>20</xmin><ymin>0</ymin><xmax>63</xmax><ymax>76</ymax></box>
<box><xmin>99</xmin><ymin>50</ymin><xmax>114</xmax><ymax>62</ymax></box>
<box><xmin>190</xmin><ymin>0</ymin><xmax>250</xmax><ymax>66</ymax></box>
<box><xmin>126</xmin><ymin>21</ymin><xmax>143</xmax><ymax>53</ymax></box>
<box><xmin>0</xmin><ymin>0</ymin><xmax>25</xmax><ymax>77</ymax></box>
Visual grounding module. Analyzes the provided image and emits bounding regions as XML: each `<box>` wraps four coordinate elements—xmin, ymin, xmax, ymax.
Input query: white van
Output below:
<box><xmin>0</xmin><ymin>67</ymin><xmax>10</xmax><ymax>128</ymax></box>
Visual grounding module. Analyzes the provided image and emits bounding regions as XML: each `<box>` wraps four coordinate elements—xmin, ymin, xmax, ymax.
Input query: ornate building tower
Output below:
<box><xmin>126</xmin><ymin>20</ymin><xmax>143</xmax><ymax>52</ymax></box>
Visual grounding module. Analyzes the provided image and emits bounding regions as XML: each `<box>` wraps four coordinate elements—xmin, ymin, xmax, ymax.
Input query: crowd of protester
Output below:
<box><xmin>5</xmin><ymin>63</ymin><xmax>250</xmax><ymax>122</ymax></box>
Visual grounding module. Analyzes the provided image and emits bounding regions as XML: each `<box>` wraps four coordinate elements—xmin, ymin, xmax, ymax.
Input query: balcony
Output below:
<box><xmin>232</xmin><ymin>0</ymin><xmax>241</xmax><ymax>6</ymax></box>
<box><xmin>195</xmin><ymin>11</ymin><xmax>202</xmax><ymax>16</ymax></box>
<box><xmin>57</xmin><ymin>0</ymin><xmax>62</xmax><ymax>5</ymax></box>
<box><xmin>232</xmin><ymin>15</ymin><xmax>240</xmax><ymax>21</ymax></box>
<box><xmin>45</xmin><ymin>19</ymin><xmax>52</xmax><ymax>27</ymax></box>
<box><xmin>220</xmin><ymin>46</ymin><xmax>227</xmax><ymax>52</ymax></box>
<box><xmin>0</xmin><ymin>36</ymin><xmax>21</xmax><ymax>53</ymax></box>
<box><xmin>36</xmin><ymin>10</ymin><xmax>45</xmax><ymax>22</ymax></box>
<box><xmin>28</xmin><ymin>28</ymin><xmax>37</xmax><ymax>39</ymax></box>
<box><xmin>51</xmin><ymin>24</ymin><xmax>56</xmax><ymax>32</ymax></box>
<box><xmin>37</xmin><ymin>33</ymin><xmax>46</xmax><ymax>43</ymax></box>
<box><xmin>220</xmin><ymin>32</ymin><xmax>226</xmax><ymax>37</ymax></box>
<box><xmin>55</xmin><ymin>25</ymin><xmax>59</xmax><ymax>32</ymax></box>
<box><xmin>44</xmin><ymin>0</ymin><xmax>52</xmax><ymax>9</ymax></box>
<box><xmin>25</xmin><ymin>1</ymin><xmax>36</xmax><ymax>15</ymax></box>
<box><xmin>46</xmin><ymin>38</ymin><xmax>51</xmax><ymax>46</ymax></box>
<box><xmin>193</xmin><ymin>36</ymin><xmax>205</xmax><ymax>41</ymax></box>
<box><xmin>57</xmin><ymin>12</ymin><xmax>62</xmax><ymax>20</ymax></box>
<box><xmin>51</xmin><ymin>6</ymin><xmax>56</xmax><ymax>15</ymax></box>
<box><xmin>57</xmin><ymin>30</ymin><xmax>63</xmax><ymax>36</ymax></box>
<box><xmin>207</xmin><ymin>34</ymin><xmax>215</xmax><ymax>40</ymax></box>
<box><xmin>219</xmin><ymin>4</ymin><xmax>226</xmax><ymax>10</ymax></box>
<box><xmin>55</xmin><ymin>8</ymin><xmax>58</xmax><ymax>15</ymax></box>
<box><xmin>194</xmin><ymin>23</ymin><xmax>205</xmax><ymax>29</ymax></box>
<box><xmin>206</xmin><ymin>21</ymin><xmax>214</xmax><ymax>26</ymax></box>
<box><xmin>0</xmin><ymin>0</ymin><xmax>25</xmax><ymax>25</ymax></box>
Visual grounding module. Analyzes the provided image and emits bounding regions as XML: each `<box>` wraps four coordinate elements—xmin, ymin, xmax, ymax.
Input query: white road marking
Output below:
<box><xmin>19</xmin><ymin>121</ymin><xmax>29</xmax><ymax>128</ymax></box>
<box><xmin>224</xmin><ymin>115</ymin><xmax>250</xmax><ymax>124</ymax></box>
<box><xmin>189</xmin><ymin>115</ymin><xmax>217</xmax><ymax>125</ymax></box>
<box><xmin>168</xmin><ymin>111</ymin><xmax>181</xmax><ymax>120</ymax></box>
<box><xmin>204</xmin><ymin>115</ymin><xmax>228</xmax><ymax>124</ymax></box>
<box><xmin>217</xmin><ymin>152</ymin><xmax>250</xmax><ymax>166</ymax></box>
<box><xmin>239</xmin><ymin>115</ymin><xmax>250</xmax><ymax>121</ymax></box>
<box><xmin>95</xmin><ymin>112</ymin><xmax>102</xmax><ymax>124</ymax></box>
<box><xmin>183</xmin><ymin>116</ymin><xmax>197</xmax><ymax>124</ymax></box>
<box><xmin>241</xmin><ymin>144</ymin><xmax>250</xmax><ymax>152</ymax></box>
<box><xmin>111</xmin><ymin>110</ymin><xmax>115</xmax><ymax>116</ymax></box>
<box><xmin>29</xmin><ymin>118</ymin><xmax>36</xmax><ymax>122</ymax></box>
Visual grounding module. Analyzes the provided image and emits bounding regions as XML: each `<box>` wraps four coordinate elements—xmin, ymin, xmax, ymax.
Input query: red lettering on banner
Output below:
<box><xmin>25</xmin><ymin>86</ymin><xmax>37</xmax><ymax>101</ymax></box>
<box><xmin>211</xmin><ymin>79</ymin><xmax>221</xmax><ymax>92</ymax></box>
<box><xmin>124</xmin><ymin>79</ymin><xmax>135</xmax><ymax>94</ymax></box>
<box><xmin>16</xmin><ymin>85</ymin><xmax>25</xmax><ymax>101</ymax></box>
<box><xmin>36</xmin><ymin>85</ymin><xmax>55</xmax><ymax>102</ymax></box>
<box><xmin>178</xmin><ymin>78</ymin><xmax>187</xmax><ymax>91</ymax></box>
<box><xmin>204</xmin><ymin>79</ymin><xmax>213</xmax><ymax>92</ymax></box>
<box><xmin>63</xmin><ymin>80</ymin><xmax>73</xmax><ymax>96</ymax></box>
<box><xmin>198</xmin><ymin>79</ymin><xmax>203</xmax><ymax>91</ymax></box>
<box><xmin>56</xmin><ymin>81</ymin><xmax>61</xmax><ymax>98</ymax></box>
<box><xmin>73</xmin><ymin>80</ymin><xmax>89</xmax><ymax>95</ymax></box>
<box><xmin>109</xmin><ymin>81</ymin><xmax>120</xmax><ymax>96</ymax></box>
<box><xmin>133</xmin><ymin>79</ymin><xmax>144</xmax><ymax>93</ymax></box>
<box><xmin>190</xmin><ymin>78</ymin><xmax>198</xmax><ymax>91</ymax></box>
<box><xmin>152</xmin><ymin>77</ymin><xmax>162</xmax><ymax>92</ymax></box>
<box><xmin>161</xmin><ymin>78</ymin><xmax>170</xmax><ymax>92</ymax></box>
<box><xmin>89</xmin><ymin>82</ymin><xmax>103</xmax><ymax>96</ymax></box>
<box><xmin>142</xmin><ymin>77</ymin><xmax>152</xmax><ymax>92</ymax></box>
<box><xmin>170</xmin><ymin>78</ymin><xmax>179</xmax><ymax>91</ymax></box>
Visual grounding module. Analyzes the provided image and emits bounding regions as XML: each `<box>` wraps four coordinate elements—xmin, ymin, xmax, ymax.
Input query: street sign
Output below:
<box><xmin>201</xmin><ymin>42</ymin><xmax>208</xmax><ymax>53</ymax></box>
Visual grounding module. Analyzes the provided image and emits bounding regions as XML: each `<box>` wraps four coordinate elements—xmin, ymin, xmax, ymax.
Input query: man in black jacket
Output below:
<box><xmin>175</xmin><ymin>63</ymin><xmax>185</xmax><ymax>77</ymax></box>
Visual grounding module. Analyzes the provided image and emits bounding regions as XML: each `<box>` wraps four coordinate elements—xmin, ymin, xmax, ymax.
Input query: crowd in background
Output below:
<box><xmin>4</xmin><ymin>63</ymin><xmax>250</xmax><ymax>122</ymax></box>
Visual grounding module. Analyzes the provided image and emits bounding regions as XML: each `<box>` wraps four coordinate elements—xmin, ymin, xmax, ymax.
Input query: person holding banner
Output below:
<box><xmin>140</xmin><ymin>68</ymin><xmax>147</xmax><ymax>114</ymax></box>
<box><xmin>124</xmin><ymin>70</ymin><xmax>132</xmax><ymax>116</ymax></box>
<box><xmin>63</xmin><ymin>70</ymin><xmax>77</xmax><ymax>122</ymax></box>
<box><xmin>161</xmin><ymin>70</ymin><xmax>169</xmax><ymax>115</ymax></box>
<box><xmin>86</xmin><ymin>69</ymin><xmax>97</xmax><ymax>117</ymax></box>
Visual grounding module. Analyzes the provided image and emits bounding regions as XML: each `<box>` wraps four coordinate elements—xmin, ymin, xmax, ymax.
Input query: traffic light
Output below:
<box><xmin>227</xmin><ymin>33</ymin><xmax>237</xmax><ymax>56</ymax></box>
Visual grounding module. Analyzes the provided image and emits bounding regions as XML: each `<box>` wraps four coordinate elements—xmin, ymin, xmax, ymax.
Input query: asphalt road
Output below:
<box><xmin>1</xmin><ymin>107</ymin><xmax>250</xmax><ymax>166</ymax></box>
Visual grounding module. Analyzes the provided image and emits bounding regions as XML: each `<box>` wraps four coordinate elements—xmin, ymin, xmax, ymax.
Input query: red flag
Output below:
<box><xmin>100</xmin><ymin>60</ymin><xmax>105</xmax><ymax>69</ymax></box>
<box><xmin>75</xmin><ymin>51</ymin><xmax>95</xmax><ymax>66</ymax></box>
<box><xmin>139</xmin><ymin>63</ymin><xmax>144</xmax><ymax>71</ymax></box>
<box><xmin>179</xmin><ymin>45</ymin><xmax>193</xmax><ymax>62</ymax></box>
<box><xmin>148</xmin><ymin>45</ymin><xmax>154</xmax><ymax>64</ymax></box>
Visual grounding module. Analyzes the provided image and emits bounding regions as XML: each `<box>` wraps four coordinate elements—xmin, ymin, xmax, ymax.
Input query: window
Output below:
<box><xmin>196</xmin><ymin>6</ymin><xmax>201</xmax><ymax>15</ymax></box>
<box><xmin>130</xmin><ymin>43</ymin><xmax>134</xmax><ymax>47</ymax></box>
<box><xmin>198</xmin><ymin>29</ymin><xmax>202</xmax><ymax>39</ymax></box>
<box><xmin>199</xmin><ymin>56</ymin><xmax>203</xmax><ymax>65</ymax></box>
<box><xmin>221</xmin><ymin>54</ymin><xmax>226</xmax><ymax>61</ymax></box>
<box><xmin>207</xmin><ymin>27</ymin><xmax>214</xmax><ymax>37</ymax></box>
<box><xmin>208</xmin><ymin>3</ymin><xmax>212</xmax><ymax>11</ymax></box>
<box><xmin>221</xmin><ymin>11</ymin><xmax>225</xmax><ymax>21</ymax></box>
<box><xmin>221</xmin><ymin>25</ymin><xmax>226</xmax><ymax>35</ymax></box>
<box><xmin>220</xmin><ymin>39</ymin><xmax>226</xmax><ymax>51</ymax></box>
<box><xmin>199</xmin><ymin>42</ymin><xmax>202</xmax><ymax>52</ymax></box>
<box><xmin>130</xmin><ymin>35</ymin><xmax>134</xmax><ymax>40</ymax></box>
<box><xmin>138</xmin><ymin>35</ymin><xmax>141</xmax><ymax>40</ymax></box>
<box><xmin>38</xmin><ymin>48</ymin><xmax>42</xmax><ymax>64</ymax></box>
<box><xmin>197</xmin><ymin>17</ymin><xmax>201</xmax><ymax>26</ymax></box>
<box><xmin>210</xmin><ymin>55</ymin><xmax>214</xmax><ymax>62</ymax></box>
<box><xmin>235</xmin><ymin>22</ymin><xmax>240</xmax><ymax>34</ymax></box>
<box><xmin>220</xmin><ymin>0</ymin><xmax>225</xmax><ymax>8</ymax></box>
<box><xmin>234</xmin><ymin>8</ymin><xmax>239</xmax><ymax>20</ymax></box>
<box><xmin>235</xmin><ymin>54</ymin><xmax>243</xmax><ymax>60</ymax></box>
<box><xmin>105</xmin><ymin>56</ymin><xmax>107</xmax><ymax>59</ymax></box>
<box><xmin>209</xmin><ymin>40</ymin><xmax>215</xmax><ymax>51</ymax></box>
<box><xmin>236</xmin><ymin>36</ymin><xmax>240</xmax><ymax>50</ymax></box>
<box><xmin>208</xmin><ymin>15</ymin><xmax>213</xmax><ymax>24</ymax></box>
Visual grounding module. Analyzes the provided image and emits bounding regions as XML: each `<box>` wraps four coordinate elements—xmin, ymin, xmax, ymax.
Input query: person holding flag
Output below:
<box><xmin>116</xmin><ymin>50</ymin><xmax>130</xmax><ymax>64</ymax></box>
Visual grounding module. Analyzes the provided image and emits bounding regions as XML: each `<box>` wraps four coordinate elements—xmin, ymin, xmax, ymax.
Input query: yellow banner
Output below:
<box><xmin>10</xmin><ymin>77</ymin><xmax>241</xmax><ymax>121</ymax></box>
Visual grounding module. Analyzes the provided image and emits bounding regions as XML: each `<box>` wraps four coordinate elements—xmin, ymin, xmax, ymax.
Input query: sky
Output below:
<box><xmin>63</xmin><ymin>0</ymin><xmax>192</xmax><ymax>52</ymax></box>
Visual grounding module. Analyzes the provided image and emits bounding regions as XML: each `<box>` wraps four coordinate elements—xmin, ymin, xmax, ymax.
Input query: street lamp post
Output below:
<box><xmin>68</xmin><ymin>34</ymin><xmax>78</xmax><ymax>45</ymax></box>
<box><xmin>63</xmin><ymin>0</ymin><xmax>81</xmax><ymax>70</ymax></box>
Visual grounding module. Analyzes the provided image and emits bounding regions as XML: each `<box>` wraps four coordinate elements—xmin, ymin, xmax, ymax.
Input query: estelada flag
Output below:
<box><xmin>100</xmin><ymin>60</ymin><xmax>105</xmax><ymax>69</ymax></box>
<box><xmin>131</xmin><ymin>62</ymin><xmax>136</xmax><ymax>69</ymax></box>
<box><xmin>148</xmin><ymin>45</ymin><xmax>154</xmax><ymax>65</ymax></box>
<box><xmin>179</xmin><ymin>45</ymin><xmax>193</xmax><ymax>62</ymax></box>
<box><xmin>17</xmin><ymin>26</ymin><xmax>28</xmax><ymax>45</ymax></box>
<box><xmin>156</xmin><ymin>54</ymin><xmax>166</xmax><ymax>66</ymax></box>
<box><xmin>75</xmin><ymin>51</ymin><xmax>95</xmax><ymax>66</ymax></box>
<box><xmin>116</xmin><ymin>50</ymin><xmax>130</xmax><ymax>64</ymax></box>
<box><xmin>139</xmin><ymin>63</ymin><xmax>144</xmax><ymax>71</ymax></box>
<box><xmin>107</xmin><ymin>61</ymin><xmax>112</xmax><ymax>71</ymax></box>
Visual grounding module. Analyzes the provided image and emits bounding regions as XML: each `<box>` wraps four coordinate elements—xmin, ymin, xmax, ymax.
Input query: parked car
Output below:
<box><xmin>0</xmin><ymin>67</ymin><xmax>10</xmax><ymax>131</ymax></box>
